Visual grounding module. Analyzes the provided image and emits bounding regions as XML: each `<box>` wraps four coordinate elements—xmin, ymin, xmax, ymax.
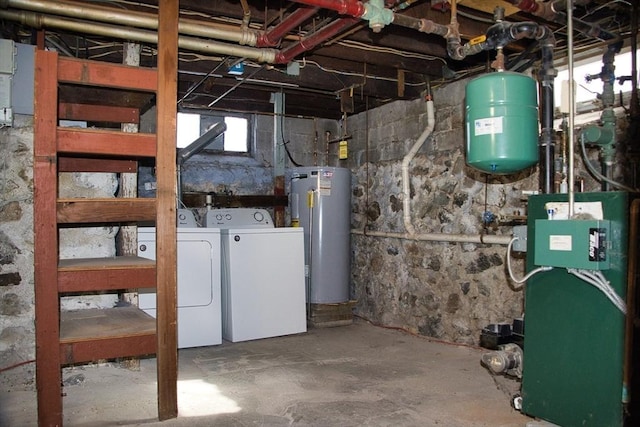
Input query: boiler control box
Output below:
<box><xmin>534</xmin><ymin>219</ymin><xmax>610</xmax><ymax>270</ymax></box>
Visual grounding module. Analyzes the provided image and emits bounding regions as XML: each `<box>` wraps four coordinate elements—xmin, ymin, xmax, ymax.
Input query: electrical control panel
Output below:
<box><xmin>0</xmin><ymin>39</ymin><xmax>15</xmax><ymax>126</ymax></box>
<box><xmin>534</xmin><ymin>219</ymin><xmax>610</xmax><ymax>270</ymax></box>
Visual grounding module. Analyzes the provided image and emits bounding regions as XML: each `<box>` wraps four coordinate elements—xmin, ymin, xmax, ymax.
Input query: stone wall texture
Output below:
<box><xmin>0</xmin><ymin>115</ymin><xmax>35</xmax><ymax>368</ymax></box>
<box><xmin>348</xmin><ymin>80</ymin><xmax>540</xmax><ymax>344</ymax></box>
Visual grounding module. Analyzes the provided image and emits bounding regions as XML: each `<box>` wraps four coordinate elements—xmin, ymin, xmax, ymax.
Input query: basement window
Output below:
<box><xmin>554</xmin><ymin>49</ymin><xmax>635</xmax><ymax>109</ymax></box>
<box><xmin>177</xmin><ymin>112</ymin><xmax>250</xmax><ymax>153</ymax></box>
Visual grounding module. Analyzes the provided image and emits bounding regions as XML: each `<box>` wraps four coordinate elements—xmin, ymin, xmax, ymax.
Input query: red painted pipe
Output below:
<box><xmin>275</xmin><ymin>17</ymin><xmax>360</xmax><ymax>63</ymax></box>
<box><xmin>257</xmin><ymin>5</ymin><xmax>320</xmax><ymax>47</ymax></box>
<box><xmin>288</xmin><ymin>0</ymin><xmax>365</xmax><ymax>18</ymax></box>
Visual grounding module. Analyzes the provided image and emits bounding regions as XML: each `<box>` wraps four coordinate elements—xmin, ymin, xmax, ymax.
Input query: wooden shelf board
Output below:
<box><xmin>57</xmin><ymin>127</ymin><xmax>156</xmax><ymax>158</ymax></box>
<box><xmin>58</xmin><ymin>157</ymin><xmax>138</xmax><ymax>173</ymax></box>
<box><xmin>57</xmin><ymin>56</ymin><xmax>158</xmax><ymax>92</ymax></box>
<box><xmin>57</xmin><ymin>198</ymin><xmax>156</xmax><ymax>223</ymax></box>
<box><xmin>59</xmin><ymin>256</ymin><xmax>155</xmax><ymax>271</ymax></box>
<box><xmin>58</xmin><ymin>256</ymin><xmax>156</xmax><ymax>292</ymax></box>
<box><xmin>60</xmin><ymin>307</ymin><xmax>156</xmax><ymax>343</ymax></box>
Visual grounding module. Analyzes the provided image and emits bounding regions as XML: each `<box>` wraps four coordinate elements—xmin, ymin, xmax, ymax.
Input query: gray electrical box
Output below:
<box><xmin>512</xmin><ymin>225</ymin><xmax>528</xmax><ymax>252</ymax></box>
<box><xmin>0</xmin><ymin>38</ymin><xmax>16</xmax><ymax>126</ymax></box>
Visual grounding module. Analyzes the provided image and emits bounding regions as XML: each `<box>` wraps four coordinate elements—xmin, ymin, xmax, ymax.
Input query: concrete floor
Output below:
<box><xmin>1</xmin><ymin>320</ymin><xmax>532</xmax><ymax>426</ymax></box>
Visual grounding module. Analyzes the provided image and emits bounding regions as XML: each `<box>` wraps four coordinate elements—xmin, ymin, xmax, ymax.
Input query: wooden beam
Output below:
<box><xmin>57</xmin><ymin>56</ymin><xmax>157</xmax><ymax>92</ymax></box>
<box><xmin>59</xmin><ymin>103</ymin><xmax>139</xmax><ymax>124</ymax></box>
<box><xmin>34</xmin><ymin>49</ymin><xmax>63</xmax><ymax>427</ymax></box>
<box><xmin>59</xmin><ymin>307</ymin><xmax>156</xmax><ymax>364</ymax></box>
<box><xmin>58</xmin><ymin>256</ymin><xmax>156</xmax><ymax>292</ymax></box>
<box><xmin>57</xmin><ymin>127</ymin><xmax>156</xmax><ymax>157</ymax></box>
<box><xmin>58</xmin><ymin>157</ymin><xmax>137</xmax><ymax>173</ymax></box>
<box><xmin>182</xmin><ymin>193</ymin><xmax>289</xmax><ymax>208</ymax></box>
<box><xmin>57</xmin><ymin>198</ymin><xmax>156</xmax><ymax>224</ymax></box>
<box><xmin>156</xmin><ymin>0</ymin><xmax>179</xmax><ymax>421</ymax></box>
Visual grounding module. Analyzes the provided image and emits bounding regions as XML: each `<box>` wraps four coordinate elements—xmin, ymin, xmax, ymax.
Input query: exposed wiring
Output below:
<box><xmin>353</xmin><ymin>313</ymin><xmax>484</xmax><ymax>350</ymax></box>
<box><xmin>0</xmin><ymin>359</ymin><xmax>35</xmax><ymax>373</ymax></box>
<box><xmin>506</xmin><ymin>237</ymin><xmax>553</xmax><ymax>287</ymax></box>
<box><xmin>582</xmin><ymin>0</ymin><xmax>632</xmax><ymax>18</ymax></box>
<box><xmin>579</xmin><ymin>132</ymin><xmax>638</xmax><ymax>192</ymax></box>
<box><xmin>567</xmin><ymin>268</ymin><xmax>627</xmax><ymax>314</ymax></box>
<box><xmin>456</xmin><ymin>9</ymin><xmax>496</xmax><ymax>25</ymax></box>
<box><xmin>336</xmin><ymin>40</ymin><xmax>448</xmax><ymax>64</ymax></box>
<box><xmin>279</xmin><ymin>109</ymin><xmax>302</xmax><ymax>167</ymax></box>
<box><xmin>299</xmin><ymin>58</ymin><xmax>427</xmax><ymax>87</ymax></box>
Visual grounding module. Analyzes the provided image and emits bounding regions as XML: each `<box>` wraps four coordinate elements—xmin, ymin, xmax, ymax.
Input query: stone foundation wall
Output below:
<box><xmin>0</xmin><ymin>115</ymin><xmax>35</xmax><ymax>367</ymax></box>
<box><xmin>348</xmin><ymin>80</ymin><xmax>540</xmax><ymax>344</ymax></box>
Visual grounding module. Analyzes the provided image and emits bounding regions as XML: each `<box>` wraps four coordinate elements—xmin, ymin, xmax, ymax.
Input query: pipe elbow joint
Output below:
<box><xmin>362</xmin><ymin>0</ymin><xmax>393</xmax><ymax>33</ymax></box>
<box><xmin>447</xmin><ymin>41</ymin><xmax>465</xmax><ymax>61</ymax></box>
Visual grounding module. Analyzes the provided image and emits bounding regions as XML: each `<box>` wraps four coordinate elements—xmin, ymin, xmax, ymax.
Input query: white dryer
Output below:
<box><xmin>206</xmin><ymin>208</ymin><xmax>307</xmax><ymax>342</ymax></box>
<box><xmin>137</xmin><ymin>227</ymin><xmax>221</xmax><ymax>348</ymax></box>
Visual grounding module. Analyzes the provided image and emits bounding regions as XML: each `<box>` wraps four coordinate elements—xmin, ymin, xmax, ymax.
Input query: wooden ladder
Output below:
<box><xmin>33</xmin><ymin>45</ymin><xmax>178</xmax><ymax>426</ymax></box>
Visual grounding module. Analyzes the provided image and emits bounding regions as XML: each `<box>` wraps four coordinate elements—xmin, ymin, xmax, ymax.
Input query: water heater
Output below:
<box><xmin>465</xmin><ymin>71</ymin><xmax>539</xmax><ymax>174</ymax></box>
<box><xmin>290</xmin><ymin>167</ymin><xmax>351</xmax><ymax>304</ymax></box>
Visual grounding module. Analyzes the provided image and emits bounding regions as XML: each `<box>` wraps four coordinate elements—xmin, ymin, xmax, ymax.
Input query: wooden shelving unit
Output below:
<box><xmin>33</xmin><ymin>3</ymin><xmax>179</xmax><ymax>423</ymax></box>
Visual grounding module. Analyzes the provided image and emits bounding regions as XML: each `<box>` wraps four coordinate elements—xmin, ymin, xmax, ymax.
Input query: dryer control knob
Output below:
<box><xmin>216</xmin><ymin>214</ymin><xmax>223</xmax><ymax>221</ymax></box>
<box><xmin>254</xmin><ymin>211</ymin><xmax>264</xmax><ymax>222</ymax></box>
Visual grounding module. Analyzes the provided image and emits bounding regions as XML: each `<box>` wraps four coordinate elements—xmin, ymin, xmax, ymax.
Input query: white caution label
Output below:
<box><xmin>474</xmin><ymin>117</ymin><xmax>503</xmax><ymax>136</ymax></box>
<box><xmin>549</xmin><ymin>235</ymin><xmax>572</xmax><ymax>251</ymax></box>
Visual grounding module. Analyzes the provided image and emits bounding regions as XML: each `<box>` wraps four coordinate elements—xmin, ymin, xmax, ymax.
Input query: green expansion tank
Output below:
<box><xmin>465</xmin><ymin>71</ymin><xmax>539</xmax><ymax>174</ymax></box>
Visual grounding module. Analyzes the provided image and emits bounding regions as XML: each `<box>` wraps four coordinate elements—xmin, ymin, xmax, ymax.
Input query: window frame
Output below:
<box><xmin>176</xmin><ymin>109</ymin><xmax>254</xmax><ymax>156</ymax></box>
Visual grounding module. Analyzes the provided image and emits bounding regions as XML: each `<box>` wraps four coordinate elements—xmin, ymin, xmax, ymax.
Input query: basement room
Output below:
<box><xmin>0</xmin><ymin>0</ymin><xmax>639</xmax><ymax>426</ymax></box>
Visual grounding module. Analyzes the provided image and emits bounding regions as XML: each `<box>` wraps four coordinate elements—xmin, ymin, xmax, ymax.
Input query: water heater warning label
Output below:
<box><xmin>474</xmin><ymin>117</ymin><xmax>503</xmax><ymax>136</ymax></box>
<box><xmin>319</xmin><ymin>178</ymin><xmax>332</xmax><ymax>196</ymax></box>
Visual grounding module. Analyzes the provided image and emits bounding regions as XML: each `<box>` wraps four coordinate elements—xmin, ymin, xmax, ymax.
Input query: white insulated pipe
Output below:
<box><xmin>401</xmin><ymin>99</ymin><xmax>435</xmax><ymax>234</ymax></box>
<box><xmin>0</xmin><ymin>9</ymin><xmax>277</xmax><ymax>63</ymax></box>
<box><xmin>351</xmin><ymin>229</ymin><xmax>512</xmax><ymax>245</ymax></box>
<box><xmin>1</xmin><ymin>0</ymin><xmax>258</xmax><ymax>46</ymax></box>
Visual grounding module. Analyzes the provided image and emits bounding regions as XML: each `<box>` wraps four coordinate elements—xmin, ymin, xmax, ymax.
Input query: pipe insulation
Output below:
<box><xmin>402</xmin><ymin>99</ymin><xmax>435</xmax><ymax>235</ymax></box>
<box><xmin>0</xmin><ymin>0</ymin><xmax>258</xmax><ymax>46</ymax></box>
<box><xmin>0</xmin><ymin>9</ymin><xmax>278</xmax><ymax>63</ymax></box>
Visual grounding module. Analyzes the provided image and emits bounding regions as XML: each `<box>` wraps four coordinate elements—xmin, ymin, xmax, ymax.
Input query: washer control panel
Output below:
<box><xmin>205</xmin><ymin>208</ymin><xmax>274</xmax><ymax>228</ymax></box>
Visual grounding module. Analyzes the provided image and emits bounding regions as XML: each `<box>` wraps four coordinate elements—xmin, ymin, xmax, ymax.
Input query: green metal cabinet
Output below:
<box><xmin>522</xmin><ymin>192</ymin><xmax>633</xmax><ymax>426</ymax></box>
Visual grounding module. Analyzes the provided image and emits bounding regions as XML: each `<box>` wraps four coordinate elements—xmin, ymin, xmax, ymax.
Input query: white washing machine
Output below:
<box><xmin>137</xmin><ymin>227</ymin><xmax>221</xmax><ymax>348</ymax></box>
<box><xmin>205</xmin><ymin>208</ymin><xmax>307</xmax><ymax>342</ymax></box>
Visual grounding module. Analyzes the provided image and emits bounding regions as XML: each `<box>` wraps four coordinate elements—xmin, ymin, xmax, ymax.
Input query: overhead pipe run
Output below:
<box><xmin>257</xmin><ymin>6</ymin><xmax>320</xmax><ymax>47</ymax></box>
<box><xmin>0</xmin><ymin>8</ymin><xmax>278</xmax><ymax>63</ymax></box>
<box><xmin>506</xmin><ymin>0</ymin><xmax>617</xmax><ymax>42</ymax></box>
<box><xmin>0</xmin><ymin>0</ymin><xmax>258</xmax><ymax>46</ymax></box>
<box><xmin>275</xmin><ymin>17</ymin><xmax>360</xmax><ymax>64</ymax></box>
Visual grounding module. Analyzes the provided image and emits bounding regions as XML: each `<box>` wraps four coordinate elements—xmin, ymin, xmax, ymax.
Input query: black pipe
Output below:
<box><xmin>539</xmin><ymin>37</ymin><xmax>556</xmax><ymax>194</ymax></box>
<box><xmin>476</xmin><ymin>20</ymin><xmax>556</xmax><ymax>192</ymax></box>
<box><xmin>391</xmin><ymin>13</ymin><xmax>423</xmax><ymax>31</ymax></box>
